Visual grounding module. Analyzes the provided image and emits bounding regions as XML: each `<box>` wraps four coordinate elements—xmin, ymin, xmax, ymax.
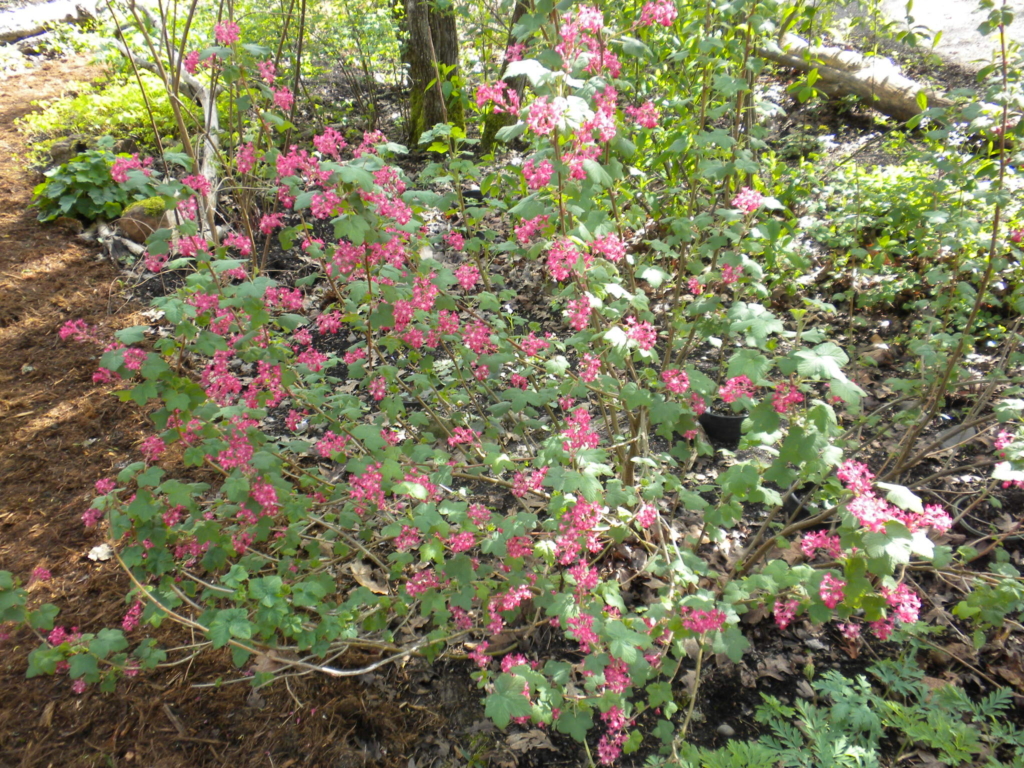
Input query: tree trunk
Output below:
<box><xmin>404</xmin><ymin>0</ymin><xmax>463</xmax><ymax>146</ymax></box>
<box><xmin>481</xmin><ymin>0</ymin><xmax>531</xmax><ymax>154</ymax></box>
<box><xmin>758</xmin><ymin>33</ymin><xmax>954</xmax><ymax>122</ymax></box>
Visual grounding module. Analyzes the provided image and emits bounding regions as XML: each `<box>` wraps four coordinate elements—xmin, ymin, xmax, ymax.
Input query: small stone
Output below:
<box><xmin>716</xmin><ymin>723</ymin><xmax>735</xmax><ymax>737</ymax></box>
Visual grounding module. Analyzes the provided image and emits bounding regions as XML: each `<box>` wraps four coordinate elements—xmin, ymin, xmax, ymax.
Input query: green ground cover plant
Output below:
<box><xmin>3</xmin><ymin>0</ymin><xmax>1024</xmax><ymax>764</ymax></box>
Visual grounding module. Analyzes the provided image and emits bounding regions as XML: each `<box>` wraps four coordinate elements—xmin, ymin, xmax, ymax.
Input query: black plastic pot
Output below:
<box><xmin>698</xmin><ymin>411</ymin><xmax>746</xmax><ymax>445</ymax></box>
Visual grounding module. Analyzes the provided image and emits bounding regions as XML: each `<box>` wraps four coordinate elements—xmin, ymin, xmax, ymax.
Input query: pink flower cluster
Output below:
<box><xmin>213</xmin><ymin>20</ymin><xmax>240</xmax><ymax>46</ymax></box>
<box><xmin>110</xmin><ymin>154</ymin><xmax>153</xmax><ymax>183</ymax></box>
<box><xmin>597</xmin><ymin>706</ymin><xmax>629</xmax><ymax>764</ymax></box>
<box><xmin>554</xmin><ymin>498</ymin><xmax>603</xmax><ymax>564</ymax></box>
<box><xmin>639</xmin><ymin>0</ymin><xmax>677</xmax><ymax>27</ymax></box>
<box><xmin>625</xmin><ymin>101</ymin><xmax>659</xmax><ymax>129</ymax></box>
<box><xmin>774</xmin><ymin>599</ymin><xmax>799</xmax><ymax>630</ymax></box>
<box><xmin>634</xmin><ymin>502</ymin><xmax>658</xmax><ymax>528</ymax></box>
<box><xmin>523</xmin><ymin>159</ymin><xmax>554</xmax><ymax>189</ymax></box>
<box><xmin>801</xmin><ymin>531</ymin><xmax>842</xmax><ymax>560</ymax></box>
<box><xmin>838</xmin><ymin>460</ymin><xmax>953</xmax><ymax>534</ymax></box>
<box><xmin>731</xmin><ymin>186</ymin><xmax>763</xmax><ymax>212</ymax></box>
<box><xmin>881</xmin><ymin>582</ymin><xmax>921</xmax><ymax>624</ymax></box>
<box><xmin>562</xmin><ymin>406</ymin><xmax>600</xmax><ymax>454</ymax></box>
<box><xmin>819</xmin><ymin>573</ymin><xmax>846</xmax><ymax>609</ymax></box>
<box><xmin>625</xmin><ymin>317</ymin><xmax>656</xmax><ymax>351</ymax></box>
<box><xmin>526</xmin><ymin>96</ymin><xmax>564</xmax><ymax>136</ymax></box>
<box><xmin>474</xmin><ymin>81</ymin><xmax>521</xmax><ymax>114</ymax></box>
<box><xmin>566</xmin><ymin>295</ymin><xmax>592</xmax><ymax>331</ymax></box>
<box><xmin>681</xmin><ymin>607</ymin><xmax>726</xmax><ymax>634</ymax></box>
<box><xmin>591</xmin><ymin>233</ymin><xmax>626</xmax><ymax>262</ymax></box>
<box><xmin>661</xmin><ymin>369</ymin><xmax>689</xmax><ymax>394</ymax></box>
<box><xmin>515</xmin><ymin>215</ymin><xmax>548</xmax><ymax>245</ymax></box>
<box><xmin>512</xmin><ymin>467</ymin><xmax>548</xmax><ymax>498</ymax></box>
<box><xmin>547</xmin><ymin>238</ymin><xmax>588</xmax><ymax>281</ymax></box>
<box><xmin>772</xmin><ymin>382</ymin><xmax>804</xmax><ymax>414</ymax></box>
<box><xmin>719</xmin><ymin>375</ymin><xmax>755</xmax><ymax>404</ymax></box>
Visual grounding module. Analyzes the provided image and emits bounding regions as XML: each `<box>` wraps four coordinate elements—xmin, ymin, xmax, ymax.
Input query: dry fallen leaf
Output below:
<box><xmin>348</xmin><ymin>560</ymin><xmax>389</xmax><ymax>594</ymax></box>
<box><xmin>507</xmin><ymin>729</ymin><xmax>556</xmax><ymax>753</ymax></box>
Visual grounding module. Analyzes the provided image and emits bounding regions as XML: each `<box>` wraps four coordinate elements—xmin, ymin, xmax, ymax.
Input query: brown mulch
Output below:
<box><xmin>0</xmin><ymin>57</ymin><xmax>450</xmax><ymax>768</ymax></box>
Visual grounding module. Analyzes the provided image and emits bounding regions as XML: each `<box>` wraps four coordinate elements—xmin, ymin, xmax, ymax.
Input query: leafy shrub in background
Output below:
<box><xmin>18</xmin><ymin>72</ymin><xmax>181</xmax><ymax>155</ymax></box>
<box><xmin>31</xmin><ymin>138</ymin><xmax>159</xmax><ymax>221</ymax></box>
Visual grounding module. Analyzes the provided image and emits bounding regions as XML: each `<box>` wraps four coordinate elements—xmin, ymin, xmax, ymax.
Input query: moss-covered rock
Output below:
<box><xmin>118</xmin><ymin>196</ymin><xmax>167</xmax><ymax>243</ymax></box>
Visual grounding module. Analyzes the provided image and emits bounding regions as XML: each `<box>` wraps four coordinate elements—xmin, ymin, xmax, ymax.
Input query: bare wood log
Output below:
<box><xmin>758</xmin><ymin>33</ymin><xmax>954</xmax><ymax>122</ymax></box>
<box><xmin>0</xmin><ymin>0</ymin><xmax>96</xmax><ymax>44</ymax></box>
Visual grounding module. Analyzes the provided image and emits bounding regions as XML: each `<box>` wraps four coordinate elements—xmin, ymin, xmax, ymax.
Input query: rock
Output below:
<box><xmin>47</xmin><ymin>134</ymin><xmax>90</xmax><ymax>167</ymax></box>
<box><xmin>117</xmin><ymin>196</ymin><xmax>167</xmax><ymax>243</ymax></box>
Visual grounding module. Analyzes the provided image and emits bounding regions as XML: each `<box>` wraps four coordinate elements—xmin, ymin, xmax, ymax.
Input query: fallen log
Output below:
<box><xmin>0</xmin><ymin>0</ymin><xmax>96</xmax><ymax>44</ymax></box>
<box><xmin>758</xmin><ymin>33</ymin><xmax>955</xmax><ymax>122</ymax></box>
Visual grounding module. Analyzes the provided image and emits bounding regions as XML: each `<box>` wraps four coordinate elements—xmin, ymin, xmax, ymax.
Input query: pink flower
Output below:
<box><xmin>447</xmin><ymin>426</ymin><xmax>479</xmax><ymax>448</ymax></box>
<box><xmin>681</xmin><ymin>607</ymin><xmax>727</xmax><ymax>634</ymax></box>
<box><xmin>721</xmin><ymin>263</ymin><xmax>741</xmax><ymax>285</ymax></box>
<box><xmin>31</xmin><ymin>567</ymin><xmax>52</xmax><ymax>582</ymax></box>
<box><xmin>634</xmin><ymin>502</ymin><xmax>658</xmax><ymax>528</ymax></box>
<box><xmin>819</xmin><ymin>573</ymin><xmax>846</xmax><ymax>609</ymax></box>
<box><xmin>394</xmin><ymin>525</ymin><xmax>422</xmax><ymax>551</ymax></box>
<box><xmin>591</xmin><ymin>233</ymin><xmax>626</xmax><ymax>262</ymax></box>
<box><xmin>881</xmin><ymin>583</ymin><xmax>921</xmax><ymax>624</ymax></box>
<box><xmin>140</xmin><ymin>434</ymin><xmax>165</xmax><ymax>462</ymax></box>
<box><xmin>368</xmin><ymin>377</ymin><xmax>387</xmax><ymax>401</ymax></box>
<box><xmin>214</xmin><ymin>20</ymin><xmax>240</xmax><ymax>45</ymax></box>
<box><xmin>547</xmin><ymin>238</ymin><xmax>585</xmax><ymax>281</ymax></box>
<box><xmin>625</xmin><ymin>100</ymin><xmax>659</xmax><ymax>129</ymax></box>
<box><xmin>580</xmin><ymin>352</ymin><xmax>601</xmax><ymax>383</ymax></box>
<box><xmin>527</xmin><ymin>96</ymin><xmax>564</xmax><ymax>136</ymax></box>
<box><xmin>259</xmin><ymin>213</ymin><xmax>284</xmax><ymax>234</ymax></box>
<box><xmin>184</xmin><ymin>50</ymin><xmax>201</xmax><ymax>75</ymax></box>
<box><xmin>719</xmin><ymin>375</ymin><xmax>755</xmax><ymax>404</ymax></box>
<box><xmin>870</xmin><ymin>617</ymin><xmax>895</xmax><ymax>640</ymax></box>
<box><xmin>731</xmin><ymin>186</ymin><xmax>763</xmax><ymax>212</ymax></box>
<box><xmin>639</xmin><ymin>0</ymin><xmax>677</xmax><ymax>26</ymax></box>
<box><xmin>257</xmin><ymin>60</ymin><xmax>276</xmax><ymax>85</ymax></box>
<box><xmin>122</xmin><ymin>601</ymin><xmax>144</xmax><ymax>632</ymax></box>
<box><xmin>801</xmin><ymin>531</ymin><xmax>842</xmax><ymax>560</ymax></box>
<box><xmin>515</xmin><ymin>215</ymin><xmax>548</xmax><ymax>245</ymax></box>
<box><xmin>523</xmin><ymin>159</ymin><xmax>554</xmax><ymax>189</ymax></box>
<box><xmin>95</xmin><ymin>477</ymin><xmax>116</xmax><ymax>495</ymax></box>
<box><xmin>772</xmin><ymin>382</ymin><xmax>805</xmax><ymax>414</ymax></box>
<box><xmin>273</xmin><ymin>87</ymin><xmax>294</xmax><ymax>112</ymax></box>
<box><xmin>837</xmin><ymin>460</ymin><xmax>874</xmax><ymax>496</ymax></box>
<box><xmin>662</xmin><ymin>369</ymin><xmax>689</xmax><ymax>394</ymax></box>
<box><xmin>625</xmin><ymin>317</ymin><xmax>657</xmax><ymax>350</ymax></box>
<box><xmin>773</xmin><ymin>599</ymin><xmax>799</xmax><ymax>630</ymax></box>
<box><xmin>467</xmin><ymin>504</ymin><xmax>492</xmax><ymax>525</ymax></box>
<box><xmin>838</xmin><ymin>622</ymin><xmax>861</xmax><ymax>639</ymax></box>
<box><xmin>454</xmin><ymin>263</ymin><xmax>479</xmax><ymax>290</ymax></box>
<box><xmin>566</xmin><ymin>295</ymin><xmax>592</xmax><ymax>331</ymax></box>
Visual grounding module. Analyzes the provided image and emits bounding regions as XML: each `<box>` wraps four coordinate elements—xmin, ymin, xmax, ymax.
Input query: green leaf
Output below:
<box><xmin>554</xmin><ymin>708</ymin><xmax>593</xmax><ymax>742</ymax></box>
<box><xmin>90</xmin><ymin>628</ymin><xmax>128</xmax><ymax>658</ymax></box>
<box><xmin>876</xmin><ymin>482</ymin><xmax>923</xmax><ymax>513</ymax></box>
<box><xmin>485</xmin><ymin>673</ymin><xmax>533</xmax><ymax>728</ymax></box>
<box><xmin>69</xmin><ymin>653</ymin><xmax>99</xmax><ymax>680</ymax></box>
<box><xmin>792</xmin><ymin>342</ymin><xmax>849</xmax><ymax>380</ymax></box>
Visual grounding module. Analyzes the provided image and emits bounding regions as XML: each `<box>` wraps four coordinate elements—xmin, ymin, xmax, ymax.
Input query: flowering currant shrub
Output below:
<box><xmin>5</xmin><ymin>0</ymin><xmax>1024</xmax><ymax>760</ymax></box>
